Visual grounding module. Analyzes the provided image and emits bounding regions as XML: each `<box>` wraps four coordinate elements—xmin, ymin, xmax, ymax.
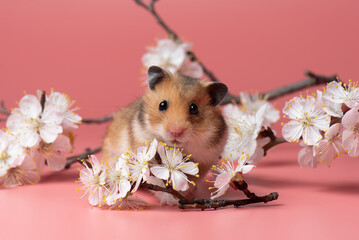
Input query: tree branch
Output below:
<box><xmin>140</xmin><ymin>182</ymin><xmax>187</xmax><ymax>202</ymax></box>
<box><xmin>263</xmin><ymin>71</ymin><xmax>337</xmax><ymax>101</ymax></box>
<box><xmin>133</xmin><ymin>1</ymin><xmax>336</xmax><ymax>105</ymax></box>
<box><xmin>178</xmin><ymin>192</ymin><xmax>278</xmax><ymax>210</ymax></box>
<box><xmin>260</xmin><ymin>128</ymin><xmax>287</xmax><ymax>156</ymax></box>
<box><xmin>0</xmin><ymin>101</ymin><xmax>10</xmax><ymax>116</ymax></box>
<box><xmin>178</xmin><ymin>180</ymin><xmax>278</xmax><ymax>210</ymax></box>
<box><xmin>81</xmin><ymin>115</ymin><xmax>113</xmax><ymax>124</ymax></box>
<box><xmin>65</xmin><ymin>147</ymin><xmax>102</xmax><ymax>169</ymax></box>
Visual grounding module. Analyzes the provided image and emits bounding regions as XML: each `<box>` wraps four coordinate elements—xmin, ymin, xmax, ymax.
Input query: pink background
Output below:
<box><xmin>1</xmin><ymin>0</ymin><xmax>359</xmax><ymax>239</ymax></box>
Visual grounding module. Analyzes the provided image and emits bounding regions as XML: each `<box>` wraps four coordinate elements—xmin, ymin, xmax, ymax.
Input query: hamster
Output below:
<box><xmin>102</xmin><ymin>66</ymin><xmax>228</xmax><ymax>182</ymax></box>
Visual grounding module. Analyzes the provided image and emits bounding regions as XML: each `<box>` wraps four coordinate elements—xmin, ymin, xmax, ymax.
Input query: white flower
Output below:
<box><xmin>33</xmin><ymin>135</ymin><xmax>72</xmax><ymax>171</ymax></box>
<box><xmin>1</xmin><ymin>154</ymin><xmax>40</xmax><ymax>187</ymax></box>
<box><xmin>282</xmin><ymin>96</ymin><xmax>330</xmax><ymax>145</ymax></box>
<box><xmin>129</xmin><ymin>139</ymin><xmax>158</xmax><ymax>192</ymax></box>
<box><xmin>222</xmin><ymin>103</ymin><xmax>267</xmax><ymax>160</ymax></box>
<box><xmin>323</xmin><ymin>80</ymin><xmax>359</xmax><ymax>108</ymax></box>
<box><xmin>313</xmin><ymin>123</ymin><xmax>343</xmax><ymax>165</ymax></box>
<box><xmin>47</xmin><ymin>91</ymin><xmax>81</xmax><ymax>130</ymax></box>
<box><xmin>297</xmin><ymin>142</ymin><xmax>318</xmax><ymax>168</ymax></box>
<box><xmin>209</xmin><ymin>154</ymin><xmax>254</xmax><ymax>199</ymax></box>
<box><xmin>108</xmin><ymin>195</ymin><xmax>149</xmax><ymax>211</ymax></box>
<box><xmin>317</xmin><ymin>90</ymin><xmax>343</xmax><ymax>118</ymax></box>
<box><xmin>239</xmin><ymin>92</ymin><xmax>280</xmax><ymax>128</ymax></box>
<box><xmin>178</xmin><ymin>59</ymin><xmax>203</xmax><ymax>78</ymax></box>
<box><xmin>150</xmin><ymin>143</ymin><xmax>199</xmax><ymax>191</ymax></box>
<box><xmin>0</xmin><ymin>130</ymin><xmax>26</xmax><ymax>177</ymax></box>
<box><xmin>105</xmin><ymin>154</ymin><xmax>132</xmax><ymax>206</ymax></box>
<box><xmin>142</xmin><ymin>39</ymin><xmax>187</xmax><ymax>74</ymax></box>
<box><xmin>6</xmin><ymin>95</ymin><xmax>63</xmax><ymax>147</ymax></box>
<box><xmin>341</xmin><ymin>107</ymin><xmax>359</xmax><ymax>157</ymax></box>
<box><xmin>147</xmin><ymin>176</ymin><xmax>179</xmax><ymax>206</ymax></box>
<box><xmin>79</xmin><ymin>155</ymin><xmax>107</xmax><ymax>206</ymax></box>
<box><xmin>142</xmin><ymin>38</ymin><xmax>203</xmax><ymax>78</ymax></box>
<box><xmin>246</xmin><ymin>137</ymin><xmax>270</xmax><ymax>164</ymax></box>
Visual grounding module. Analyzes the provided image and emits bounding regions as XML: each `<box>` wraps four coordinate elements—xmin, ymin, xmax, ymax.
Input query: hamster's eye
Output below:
<box><xmin>159</xmin><ymin>100</ymin><xmax>168</xmax><ymax>112</ymax></box>
<box><xmin>189</xmin><ymin>103</ymin><xmax>198</xmax><ymax>115</ymax></box>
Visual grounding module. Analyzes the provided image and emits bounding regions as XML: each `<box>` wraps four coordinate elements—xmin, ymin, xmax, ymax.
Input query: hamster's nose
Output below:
<box><xmin>169</xmin><ymin>127</ymin><xmax>184</xmax><ymax>138</ymax></box>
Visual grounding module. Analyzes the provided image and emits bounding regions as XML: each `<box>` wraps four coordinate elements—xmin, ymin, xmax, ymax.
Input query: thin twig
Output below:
<box><xmin>65</xmin><ymin>147</ymin><xmax>102</xmax><ymax>169</ymax></box>
<box><xmin>0</xmin><ymin>101</ymin><xmax>10</xmax><ymax>116</ymax></box>
<box><xmin>178</xmin><ymin>180</ymin><xmax>278</xmax><ymax>210</ymax></box>
<box><xmin>263</xmin><ymin>71</ymin><xmax>337</xmax><ymax>101</ymax></box>
<box><xmin>140</xmin><ymin>182</ymin><xmax>187</xmax><ymax>201</ymax></box>
<box><xmin>178</xmin><ymin>192</ymin><xmax>278</xmax><ymax>210</ymax></box>
<box><xmin>260</xmin><ymin>128</ymin><xmax>287</xmax><ymax>156</ymax></box>
<box><xmin>263</xmin><ymin>137</ymin><xmax>286</xmax><ymax>156</ymax></box>
<box><xmin>134</xmin><ymin>0</ymin><xmax>221</xmax><ymax>84</ymax></box>
<box><xmin>133</xmin><ymin>0</ymin><xmax>336</xmax><ymax>105</ymax></box>
<box><xmin>81</xmin><ymin>115</ymin><xmax>113</xmax><ymax>124</ymax></box>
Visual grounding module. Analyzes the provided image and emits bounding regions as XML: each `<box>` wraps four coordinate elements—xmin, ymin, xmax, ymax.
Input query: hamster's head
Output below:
<box><xmin>142</xmin><ymin>66</ymin><xmax>228</xmax><ymax>148</ymax></box>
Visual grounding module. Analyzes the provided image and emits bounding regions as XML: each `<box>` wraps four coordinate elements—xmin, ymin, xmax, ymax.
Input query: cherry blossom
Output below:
<box><xmin>316</xmin><ymin>90</ymin><xmax>343</xmax><ymax>118</ymax></box>
<box><xmin>108</xmin><ymin>195</ymin><xmax>149</xmax><ymax>211</ymax></box>
<box><xmin>341</xmin><ymin>107</ymin><xmax>359</xmax><ymax>157</ymax></box>
<box><xmin>313</xmin><ymin>123</ymin><xmax>343</xmax><ymax>165</ymax></box>
<box><xmin>282</xmin><ymin>96</ymin><xmax>330</xmax><ymax>145</ymax></box>
<box><xmin>239</xmin><ymin>92</ymin><xmax>280</xmax><ymax>128</ymax></box>
<box><xmin>0</xmin><ymin>130</ymin><xmax>25</xmax><ymax>177</ymax></box>
<box><xmin>32</xmin><ymin>134</ymin><xmax>72</xmax><ymax>171</ymax></box>
<box><xmin>129</xmin><ymin>139</ymin><xmax>158</xmax><ymax>192</ymax></box>
<box><xmin>142</xmin><ymin>38</ymin><xmax>203</xmax><ymax>78</ymax></box>
<box><xmin>323</xmin><ymin>80</ymin><xmax>359</xmax><ymax>108</ymax></box>
<box><xmin>150</xmin><ymin>143</ymin><xmax>199</xmax><ymax>191</ymax></box>
<box><xmin>209</xmin><ymin>154</ymin><xmax>254</xmax><ymax>199</ymax></box>
<box><xmin>297</xmin><ymin>143</ymin><xmax>318</xmax><ymax>168</ymax></box>
<box><xmin>222</xmin><ymin>103</ymin><xmax>267</xmax><ymax>161</ymax></box>
<box><xmin>104</xmin><ymin>154</ymin><xmax>132</xmax><ymax>205</ymax></box>
<box><xmin>79</xmin><ymin>155</ymin><xmax>107</xmax><ymax>206</ymax></box>
<box><xmin>246</xmin><ymin>137</ymin><xmax>270</xmax><ymax>164</ymax></box>
<box><xmin>147</xmin><ymin>176</ymin><xmax>179</xmax><ymax>206</ymax></box>
<box><xmin>46</xmin><ymin>91</ymin><xmax>82</xmax><ymax>130</ymax></box>
<box><xmin>1</xmin><ymin>154</ymin><xmax>40</xmax><ymax>187</ymax></box>
<box><xmin>6</xmin><ymin>95</ymin><xmax>63</xmax><ymax>148</ymax></box>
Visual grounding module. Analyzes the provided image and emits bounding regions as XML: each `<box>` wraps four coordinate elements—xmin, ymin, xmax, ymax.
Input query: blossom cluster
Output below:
<box><xmin>0</xmin><ymin>90</ymin><xmax>81</xmax><ymax>187</ymax></box>
<box><xmin>142</xmin><ymin>38</ymin><xmax>203</xmax><ymax>79</ymax></box>
<box><xmin>222</xmin><ymin>92</ymin><xmax>280</xmax><ymax>164</ymax></box>
<box><xmin>78</xmin><ymin>140</ymin><xmax>199</xmax><ymax>210</ymax></box>
<box><xmin>282</xmin><ymin>80</ymin><xmax>359</xmax><ymax>167</ymax></box>
<box><xmin>198</xmin><ymin>93</ymin><xmax>280</xmax><ymax>199</ymax></box>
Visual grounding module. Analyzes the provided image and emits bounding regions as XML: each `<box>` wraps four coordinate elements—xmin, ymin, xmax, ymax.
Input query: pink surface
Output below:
<box><xmin>1</xmin><ymin>0</ymin><xmax>359</xmax><ymax>239</ymax></box>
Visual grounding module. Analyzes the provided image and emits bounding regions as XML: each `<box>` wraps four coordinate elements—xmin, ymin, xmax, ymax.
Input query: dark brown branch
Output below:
<box><xmin>262</xmin><ymin>137</ymin><xmax>286</xmax><ymax>156</ymax></box>
<box><xmin>81</xmin><ymin>115</ymin><xmax>113</xmax><ymax>124</ymax></box>
<box><xmin>260</xmin><ymin>128</ymin><xmax>287</xmax><ymax>156</ymax></box>
<box><xmin>140</xmin><ymin>182</ymin><xmax>187</xmax><ymax>201</ymax></box>
<box><xmin>178</xmin><ymin>192</ymin><xmax>278</xmax><ymax>210</ymax></box>
<box><xmin>179</xmin><ymin>180</ymin><xmax>278</xmax><ymax>210</ymax></box>
<box><xmin>133</xmin><ymin>1</ymin><xmax>337</xmax><ymax>105</ymax></box>
<box><xmin>263</xmin><ymin>71</ymin><xmax>337</xmax><ymax>101</ymax></box>
<box><xmin>0</xmin><ymin>101</ymin><xmax>10</xmax><ymax>116</ymax></box>
<box><xmin>135</xmin><ymin>0</ymin><xmax>179</xmax><ymax>41</ymax></box>
<box><xmin>134</xmin><ymin>0</ymin><xmax>221</xmax><ymax>84</ymax></box>
<box><xmin>65</xmin><ymin>147</ymin><xmax>102</xmax><ymax>169</ymax></box>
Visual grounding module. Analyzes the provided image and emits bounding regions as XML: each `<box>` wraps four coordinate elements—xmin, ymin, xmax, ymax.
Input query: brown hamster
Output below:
<box><xmin>102</xmin><ymin>66</ymin><xmax>228</xmax><ymax>181</ymax></box>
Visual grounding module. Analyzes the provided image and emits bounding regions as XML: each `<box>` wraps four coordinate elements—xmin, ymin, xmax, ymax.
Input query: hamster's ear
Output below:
<box><xmin>148</xmin><ymin>66</ymin><xmax>168</xmax><ymax>90</ymax></box>
<box><xmin>207</xmin><ymin>83</ymin><xmax>228</xmax><ymax>106</ymax></box>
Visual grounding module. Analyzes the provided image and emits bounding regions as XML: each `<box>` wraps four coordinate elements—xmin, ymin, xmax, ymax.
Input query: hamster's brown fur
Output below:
<box><xmin>102</xmin><ymin>66</ymin><xmax>228</xmax><ymax>180</ymax></box>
